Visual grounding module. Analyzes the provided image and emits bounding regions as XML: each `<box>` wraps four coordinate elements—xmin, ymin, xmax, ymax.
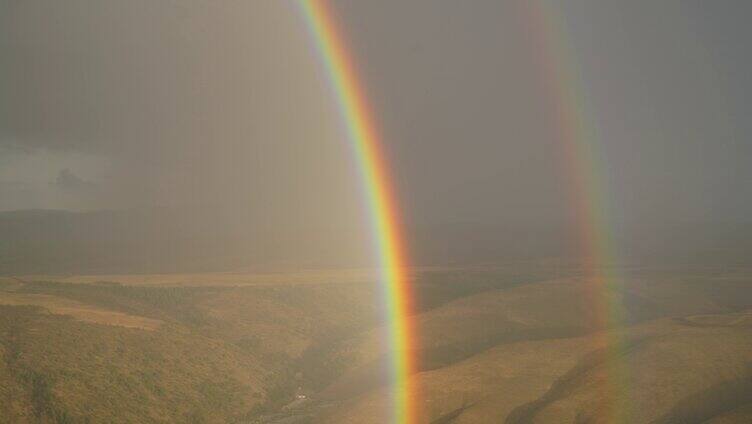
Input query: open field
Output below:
<box><xmin>14</xmin><ymin>268</ymin><xmax>384</xmax><ymax>287</ymax></box>
<box><xmin>0</xmin><ymin>292</ymin><xmax>162</xmax><ymax>330</ymax></box>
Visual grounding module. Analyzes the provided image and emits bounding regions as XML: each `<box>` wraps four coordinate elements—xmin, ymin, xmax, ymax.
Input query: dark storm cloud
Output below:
<box><xmin>54</xmin><ymin>169</ymin><xmax>96</xmax><ymax>192</ymax></box>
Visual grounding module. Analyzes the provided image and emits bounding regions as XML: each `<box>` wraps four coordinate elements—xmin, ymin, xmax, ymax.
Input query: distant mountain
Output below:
<box><xmin>0</xmin><ymin>209</ymin><xmax>222</xmax><ymax>274</ymax></box>
<box><xmin>0</xmin><ymin>209</ymin><xmax>749</xmax><ymax>275</ymax></box>
<box><xmin>0</xmin><ymin>208</ymin><xmax>368</xmax><ymax>274</ymax></box>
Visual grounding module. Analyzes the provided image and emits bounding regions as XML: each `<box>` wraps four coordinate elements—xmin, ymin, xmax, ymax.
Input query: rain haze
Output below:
<box><xmin>1</xmin><ymin>1</ymin><xmax>751</xmax><ymax>423</ymax></box>
<box><xmin>2</xmin><ymin>1</ymin><xmax>751</xmax><ymax>270</ymax></box>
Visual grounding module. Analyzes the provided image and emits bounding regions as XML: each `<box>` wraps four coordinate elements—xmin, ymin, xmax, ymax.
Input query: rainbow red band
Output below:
<box><xmin>296</xmin><ymin>1</ymin><xmax>417</xmax><ymax>423</ymax></box>
<box><xmin>526</xmin><ymin>1</ymin><xmax>629</xmax><ymax>422</ymax></box>
<box><xmin>296</xmin><ymin>1</ymin><xmax>627</xmax><ymax>422</ymax></box>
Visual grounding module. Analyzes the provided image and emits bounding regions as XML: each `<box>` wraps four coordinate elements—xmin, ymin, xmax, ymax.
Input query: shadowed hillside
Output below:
<box><xmin>309</xmin><ymin>269</ymin><xmax>752</xmax><ymax>423</ymax></box>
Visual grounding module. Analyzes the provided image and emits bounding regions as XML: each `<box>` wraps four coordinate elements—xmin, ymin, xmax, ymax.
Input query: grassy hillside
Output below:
<box><xmin>0</xmin><ymin>266</ymin><xmax>750</xmax><ymax>423</ymax></box>
<box><xmin>314</xmin><ymin>269</ymin><xmax>752</xmax><ymax>423</ymax></box>
<box><xmin>0</xmin><ymin>275</ymin><xmax>383</xmax><ymax>423</ymax></box>
<box><xmin>0</xmin><ymin>305</ymin><xmax>266</xmax><ymax>423</ymax></box>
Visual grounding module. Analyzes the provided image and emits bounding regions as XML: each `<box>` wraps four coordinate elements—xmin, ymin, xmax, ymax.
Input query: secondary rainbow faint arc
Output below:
<box><xmin>527</xmin><ymin>1</ymin><xmax>630</xmax><ymax>422</ymax></box>
<box><xmin>296</xmin><ymin>1</ymin><xmax>418</xmax><ymax>423</ymax></box>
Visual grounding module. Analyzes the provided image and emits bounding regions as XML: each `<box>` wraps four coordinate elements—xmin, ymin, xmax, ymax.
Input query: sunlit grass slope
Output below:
<box><xmin>318</xmin><ymin>271</ymin><xmax>752</xmax><ymax>423</ymax></box>
<box><xmin>0</xmin><ymin>266</ymin><xmax>749</xmax><ymax>423</ymax></box>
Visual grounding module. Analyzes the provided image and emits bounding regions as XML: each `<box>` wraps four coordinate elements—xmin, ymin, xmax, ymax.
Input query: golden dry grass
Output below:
<box><xmin>18</xmin><ymin>268</ymin><xmax>383</xmax><ymax>287</ymax></box>
<box><xmin>325</xmin><ymin>314</ymin><xmax>752</xmax><ymax>423</ymax></box>
<box><xmin>0</xmin><ymin>292</ymin><xmax>161</xmax><ymax>330</ymax></box>
<box><xmin>1</xmin><ymin>266</ymin><xmax>749</xmax><ymax>422</ymax></box>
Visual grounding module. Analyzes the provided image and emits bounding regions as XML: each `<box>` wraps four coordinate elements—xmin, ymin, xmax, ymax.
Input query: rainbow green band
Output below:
<box><xmin>296</xmin><ymin>1</ymin><xmax>417</xmax><ymax>423</ymax></box>
<box><xmin>296</xmin><ymin>1</ymin><xmax>628</xmax><ymax>422</ymax></box>
<box><xmin>528</xmin><ymin>1</ymin><xmax>629</xmax><ymax>421</ymax></box>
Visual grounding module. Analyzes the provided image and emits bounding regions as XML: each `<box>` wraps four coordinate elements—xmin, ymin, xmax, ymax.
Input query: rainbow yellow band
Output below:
<box><xmin>527</xmin><ymin>1</ymin><xmax>630</xmax><ymax>422</ymax></box>
<box><xmin>296</xmin><ymin>1</ymin><xmax>417</xmax><ymax>423</ymax></box>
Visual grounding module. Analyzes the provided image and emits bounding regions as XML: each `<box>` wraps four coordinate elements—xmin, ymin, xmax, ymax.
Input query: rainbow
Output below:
<box><xmin>296</xmin><ymin>1</ymin><xmax>418</xmax><ymax>423</ymax></box>
<box><xmin>296</xmin><ymin>0</ymin><xmax>629</xmax><ymax>422</ymax></box>
<box><xmin>527</xmin><ymin>1</ymin><xmax>630</xmax><ymax>421</ymax></box>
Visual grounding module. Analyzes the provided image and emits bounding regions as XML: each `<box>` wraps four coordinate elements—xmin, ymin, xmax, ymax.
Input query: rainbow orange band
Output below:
<box><xmin>296</xmin><ymin>1</ymin><xmax>417</xmax><ymax>423</ymax></box>
<box><xmin>526</xmin><ymin>1</ymin><xmax>629</xmax><ymax>422</ymax></box>
<box><xmin>296</xmin><ymin>1</ymin><xmax>628</xmax><ymax>422</ymax></box>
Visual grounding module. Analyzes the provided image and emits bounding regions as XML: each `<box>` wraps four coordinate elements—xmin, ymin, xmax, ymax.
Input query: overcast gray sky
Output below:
<box><xmin>2</xmin><ymin>0</ymin><xmax>750</xmax><ymax>232</ymax></box>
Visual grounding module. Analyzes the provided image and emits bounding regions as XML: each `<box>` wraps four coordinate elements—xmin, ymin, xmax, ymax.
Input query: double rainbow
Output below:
<box><xmin>297</xmin><ymin>1</ymin><xmax>628</xmax><ymax>422</ymax></box>
<box><xmin>297</xmin><ymin>1</ymin><xmax>417</xmax><ymax>423</ymax></box>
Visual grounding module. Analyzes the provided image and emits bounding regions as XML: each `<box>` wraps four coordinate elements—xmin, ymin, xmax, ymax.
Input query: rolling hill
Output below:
<box><xmin>0</xmin><ymin>265</ymin><xmax>750</xmax><ymax>422</ymax></box>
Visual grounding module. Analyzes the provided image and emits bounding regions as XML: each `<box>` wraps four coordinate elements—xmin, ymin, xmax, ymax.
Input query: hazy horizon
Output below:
<box><xmin>1</xmin><ymin>2</ymin><xmax>752</xmax><ymax>423</ymax></box>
